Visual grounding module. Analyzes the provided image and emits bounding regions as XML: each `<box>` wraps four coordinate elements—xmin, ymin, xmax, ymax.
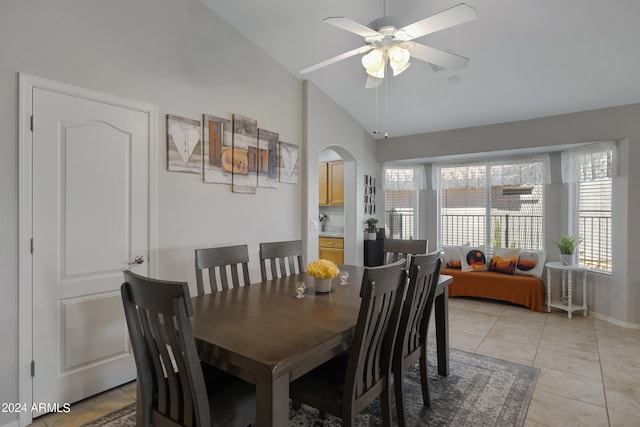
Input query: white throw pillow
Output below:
<box><xmin>515</xmin><ymin>250</ymin><xmax>547</xmax><ymax>278</ymax></box>
<box><xmin>442</xmin><ymin>245</ymin><xmax>464</xmax><ymax>269</ymax></box>
<box><xmin>489</xmin><ymin>247</ymin><xmax>521</xmax><ymax>275</ymax></box>
<box><xmin>460</xmin><ymin>246</ymin><xmax>488</xmax><ymax>272</ymax></box>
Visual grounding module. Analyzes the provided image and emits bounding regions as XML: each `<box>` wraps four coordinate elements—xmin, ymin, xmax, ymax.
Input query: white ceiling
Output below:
<box><xmin>201</xmin><ymin>0</ymin><xmax>640</xmax><ymax>139</ymax></box>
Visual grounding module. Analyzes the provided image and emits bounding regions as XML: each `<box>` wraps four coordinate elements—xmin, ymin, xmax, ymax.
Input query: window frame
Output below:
<box><xmin>435</xmin><ymin>158</ymin><xmax>548</xmax><ymax>250</ymax></box>
<box><xmin>563</xmin><ymin>141</ymin><xmax>615</xmax><ymax>275</ymax></box>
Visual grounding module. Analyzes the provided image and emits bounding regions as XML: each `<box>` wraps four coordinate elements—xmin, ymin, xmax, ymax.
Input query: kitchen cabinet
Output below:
<box><xmin>319</xmin><ymin>237</ymin><xmax>344</xmax><ymax>265</ymax></box>
<box><xmin>319</xmin><ymin>161</ymin><xmax>344</xmax><ymax>206</ymax></box>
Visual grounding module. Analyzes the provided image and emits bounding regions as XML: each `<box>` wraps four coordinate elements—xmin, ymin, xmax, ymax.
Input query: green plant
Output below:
<box><xmin>364</xmin><ymin>217</ymin><xmax>379</xmax><ymax>233</ymax></box>
<box><xmin>553</xmin><ymin>234</ymin><xmax>582</xmax><ymax>254</ymax></box>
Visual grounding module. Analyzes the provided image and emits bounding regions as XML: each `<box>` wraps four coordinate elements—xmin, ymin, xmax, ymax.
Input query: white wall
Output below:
<box><xmin>0</xmin><ymin>0</ymin><xmax>308</xmax><ymax>424</ymax></box>
<box><xmin>302</xmin><ymin>81</ymin><xmax>379</xmax><ymax>266</ymax></box>
<box><xmin>377</xmin><ymin>104</ymin><xmax>640</xmax><ymax>326</ymax></box>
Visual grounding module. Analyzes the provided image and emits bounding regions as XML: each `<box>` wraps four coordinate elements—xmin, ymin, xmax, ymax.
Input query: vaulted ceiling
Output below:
<box><xmin>201</xmin><ymin>0</ymin><xmax>640</xmax><ymax>139</ymax></box>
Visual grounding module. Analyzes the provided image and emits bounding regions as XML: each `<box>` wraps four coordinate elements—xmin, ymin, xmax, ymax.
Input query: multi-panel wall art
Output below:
<box><xmin>166</xmin><ymin>115</ymin><xmax>202</xmax><ymax>173</ymax></box>
<box><xmin>279</xmin><ymin>141</ymin><xmax>299</xmax><ymax>184</ymax></box>
<box><xmin>258</xmin><ymin>128</ymin><xmax>280</xmax><ymax>188</ymax></box>
<box><xmin>231</xmin><ymin>114</ymin><xmax>258</xmax><ymax>194</ymax></box>
<box><xmin>166</xmin><ymin>113</ymin><xmax>298</xmax><ymax>192</ymax></box>
<box><xmin>202</xmin><ymin>114</ymin><xmax>232</xmax><ymax>184</ymax></box>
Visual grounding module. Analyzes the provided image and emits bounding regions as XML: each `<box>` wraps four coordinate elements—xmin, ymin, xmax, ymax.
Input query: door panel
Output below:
<box><xmin>62</xmin><ymin>292</ymin><xmax>128</xmax><ymax>370</ymax></box>
<box><xmin>64</xmin><ymin>122</ymin><xmax>130</xmax><ymax>276</ymax></box>
<box><xmin>32</xmin><ymin>87</ymin><xmax>150</xmax><ymax>410</ymax></box>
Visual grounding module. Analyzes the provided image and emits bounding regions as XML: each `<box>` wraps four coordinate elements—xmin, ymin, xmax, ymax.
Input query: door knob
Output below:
<box><xmin>130</xmin><ymin>255</ymin><xmax>145</xmax><ymax>265</ymax></box>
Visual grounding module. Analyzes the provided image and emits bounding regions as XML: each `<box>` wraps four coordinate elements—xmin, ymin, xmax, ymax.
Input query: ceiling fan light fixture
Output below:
<box><xmin>388</xmin><ymin>45</ymin><xmax>410</xmax><ymax>65</ymax></box>
<box><xmin>362</xmin><ymin>48</ymin><xmax>385</xmax><ymax>77</ymax></box>
<box><xmin>388</xmin><ymin>44</ymin><xmax>411</xmax><ymax>76</ymax></box>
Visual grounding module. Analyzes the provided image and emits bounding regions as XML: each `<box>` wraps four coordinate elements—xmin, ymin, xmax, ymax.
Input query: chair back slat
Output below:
<box><xmin>121</xmin><ymin>271</ymin><xmax>211</xmax><ymax>427</ymax></box>
<box><xmin>393</xmin><ymin>251</ymin><xmax>442</xmax><ymax>425</ymax></box>
<box><xmin>195</xmin><ymin>244</ymin><xmax>251</xmax><ymax>294</ymax></box>
<box><xmin>383</xmin><ymin>239</ymin><xmax>428</xmax><ymax>265</ymax></box>
<box><xmin>344</xmin><ymin>259</ymin><xmax>406</xmax><ymax>409</ymax></box>
<box><xmin>397</xmin><ymin>252</ymin><xmax>441</xmax><ymax>360</ymax></box>
<box><xmin>259</xmin><ymin>240</ymin><xmax>305</xmax><ymax>281</ymax></box>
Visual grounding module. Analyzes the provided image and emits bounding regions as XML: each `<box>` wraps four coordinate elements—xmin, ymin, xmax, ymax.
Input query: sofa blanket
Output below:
<box><xmin>442</xmin><ymin>268</ymin><xmax>546</xmax><ymax>312</ymax></box>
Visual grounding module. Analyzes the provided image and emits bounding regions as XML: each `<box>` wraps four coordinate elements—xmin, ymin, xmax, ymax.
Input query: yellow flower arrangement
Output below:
<box><xmin>307</xmin><ymin>259</ymin><xmax>340</xmax><ymax>279</ymax></box>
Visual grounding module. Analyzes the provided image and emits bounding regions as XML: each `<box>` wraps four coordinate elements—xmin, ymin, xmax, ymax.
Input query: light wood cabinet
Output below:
<box><xmin>318</xmin><ymin>163</ymin><xmax>328</xmax><ymax>205</ymax></box>
<box><xmin>319</xmin><ymin>237</ymin><xmax>344</xmax><ymax>265</ymax></box>
<box><xmin>319</xmin><ymin>161</ymin><xmax>344</xmax><ymax>206</ymax></box>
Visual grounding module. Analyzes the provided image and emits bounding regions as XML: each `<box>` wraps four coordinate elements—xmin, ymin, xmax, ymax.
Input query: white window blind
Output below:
<box><xmin>385</xmin><ymin>190</ymin><xmax>415</xmax><ymax>239</ymax></box>
<box><xmin>433</xmin><ymin>155</ymin><xmax>550</xmax><ymax>190</ymax></box>
<box><xmin>382</xmin><ymin>165</ymin><xmax>425</xmax><ymax>190</ymax></box>
<box><xmin>383</xmin><ymin>166</ymin><xmax>422</xmax><ymax>239</ymax></box>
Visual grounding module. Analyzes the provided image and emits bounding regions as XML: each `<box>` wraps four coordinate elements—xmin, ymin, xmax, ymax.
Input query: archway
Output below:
<box><xmin>317</xmin><ymin>145</ymin><xmax>358</xmax><ymax>264</ymax></box>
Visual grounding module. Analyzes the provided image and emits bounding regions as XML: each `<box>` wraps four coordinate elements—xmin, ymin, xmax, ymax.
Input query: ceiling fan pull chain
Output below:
<box><xmin>384</xmin><ymin>62</ymin><xmax>389</xmax><ymax>139</ymax></box>
<box><xmin>375</xmin><ymin>83</ymin><xmax>379</xmax><ymax>134</ymax></box>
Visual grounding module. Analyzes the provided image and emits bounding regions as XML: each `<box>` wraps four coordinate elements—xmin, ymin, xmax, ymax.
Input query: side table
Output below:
<box><xmin>545</xmin><ymin>262</ymin><xmax>589</xmax><ymax>319</ymax></box>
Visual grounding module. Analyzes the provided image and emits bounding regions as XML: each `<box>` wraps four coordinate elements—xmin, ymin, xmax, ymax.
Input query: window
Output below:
<box><xmin>563</xmin><ymin>142</ymin><xmax>615</xmax><ymax>272</ymax></box>
<box><xmin>385</xmin><ymin>189</ymin><xmax>416</xmax><ymax>239</ymax></box>
<box><xmin>434</xmin><ymin>156</ymin><xmax>549</xmax><ymax>249</ymax></box>
<box><xmin>383</xmin><ymin>166</ymin><xmax>424</xmax><ymax>239</ymax></box>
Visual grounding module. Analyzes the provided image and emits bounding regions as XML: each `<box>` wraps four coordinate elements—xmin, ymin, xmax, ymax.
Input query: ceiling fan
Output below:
<box><xmin>299</xmin><ymin>3</ymin><xmax>477</xmax><ymax>88</ymax></box>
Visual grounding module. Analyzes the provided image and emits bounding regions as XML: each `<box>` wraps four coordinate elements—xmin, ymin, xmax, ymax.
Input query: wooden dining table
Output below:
<box><xmin>190</xmin><ymin>264</ymin><xmax>452</xmax><ymax>427</ymax></box>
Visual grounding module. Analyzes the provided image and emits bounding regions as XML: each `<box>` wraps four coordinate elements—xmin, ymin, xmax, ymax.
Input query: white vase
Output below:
<box><xmin>314</xmin><ymin>277</ymin><xmax>332</xmax><ymax>293</ymax></box>
<box><xmin>560</xmin><ymin>254</ymin><xmax>575</xmax><ymax>266</ymax></box>
<box><xmin>367</xmin><ymin>232</ymin><xmax>377</xmax><ymax>240</ymax></box>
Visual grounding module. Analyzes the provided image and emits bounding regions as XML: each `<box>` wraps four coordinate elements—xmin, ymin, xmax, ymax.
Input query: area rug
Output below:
<box><xmin>81</xmin><ymin>348</ymin><xmax>539</xmax><ymax>427</ymax></box>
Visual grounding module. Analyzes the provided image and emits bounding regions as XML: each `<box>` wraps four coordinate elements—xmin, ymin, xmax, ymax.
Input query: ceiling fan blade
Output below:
<box><xmin>396</xmin><ymin>3</ymin><xmax>477</xmax><ymax>41</ymax></box>
<box><xmin>365</xmin><ymin>75</ymin><xmax>383</xmax><ymax>89</ymax></box>
<box><xmin>299</xmin><ymin>45</ymin><xmax>374</xmax><ymax>74</ymax></box>
<box><xmin>323</xmin><ymin>17</ymin><xmax>382</xmax><ymax>39</ymax></box>
<box><xmin>410</xmin><ymin>42</ymin><xmax>469</xmax><ymax>70</ymax></box>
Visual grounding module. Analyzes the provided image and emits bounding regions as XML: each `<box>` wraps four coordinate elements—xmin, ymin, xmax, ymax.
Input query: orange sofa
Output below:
<box><xmin>442</xmin><ymin>268</ymin><xmax>546</xmax><ymax>312</ymax></box>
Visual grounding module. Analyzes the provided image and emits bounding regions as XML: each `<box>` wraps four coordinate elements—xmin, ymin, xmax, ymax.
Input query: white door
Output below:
<box><xmin>31</xmin><ymin>85</ymin><xmax>152</xmax><ymax>411</ymax></box>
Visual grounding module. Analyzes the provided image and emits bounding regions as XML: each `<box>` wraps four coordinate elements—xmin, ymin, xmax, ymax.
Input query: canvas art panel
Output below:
<box><xmin>279</xmin><ymin>141</ymin><xmax>299</xmax><ymax>184</ymax></box>
<box><xmin>257</xmin><ymin>128</ymin><xmax>279</xmax><ymax>188</ymax></box>
<box><xmin>231</xmin><ymin>114</ymin><xmax>258</xmax><ymax>193</ymax></box>
<box><xmin>202</xmin><ymin>114</ymin><xmax>232</xmax><ymax>184</ymax></box>
<box><xmin>167</xmin><ymin>115</ymin><xmax>202</xmax><ymax>173</ymax></box>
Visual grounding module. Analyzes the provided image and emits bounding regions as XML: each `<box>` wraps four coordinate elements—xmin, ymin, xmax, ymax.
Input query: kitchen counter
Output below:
<box><xmin>319</xmin><ymin>231</ymin><xmax>344</xmax><ymax>238</ymax></box>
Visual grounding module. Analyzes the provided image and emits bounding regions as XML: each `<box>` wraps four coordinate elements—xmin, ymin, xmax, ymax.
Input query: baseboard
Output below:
<box><xmin>590</xmin><ymin>310</ymin><xmax>640</xmax><ymax>329</ymax></box>
<box><xmin>1</xmin><ymin>419</ymin><xmax>20</xmax><ymax>427</ymax></box>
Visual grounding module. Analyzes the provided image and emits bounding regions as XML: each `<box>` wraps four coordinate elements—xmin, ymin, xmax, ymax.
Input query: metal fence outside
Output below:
<box><xmin>441</xmin><ymin>214</ymin><xmax>543</xmax><ymax>249</ymax></box>
<box><xmin>579</xmin><ymin>212</ymin><xmax>612</xmax><ymax>271</ymax></box>
<box><xmin>386</xmin><ymin>210</ymin><xmax>414</xmax><ymax>240</ymax></box>
<box><xmin>440</xmin><ymin>213</ymin><xmax>612</xmax><ymax>271</ymax></box>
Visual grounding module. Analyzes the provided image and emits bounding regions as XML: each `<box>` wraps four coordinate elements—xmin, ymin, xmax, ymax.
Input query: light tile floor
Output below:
<box><xmin>29</xmin><ymin>297</ymin><xmax>640</xmax><ymax>426</ymax></box>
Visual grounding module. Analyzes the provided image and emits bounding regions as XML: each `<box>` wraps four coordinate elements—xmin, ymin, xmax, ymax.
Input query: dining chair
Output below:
<box><xmin>259</xmin><ymin>239</ymin><xmax>305</xmax><ymax>281</ymax></box>
<box><xmin>195</xmin><ymin>244</ymin><xmax>251</xmax><ymax>295</ymax></box>
<box><xmin>392</xmin><ymin>252</ymin><xmax>442</xmax><ymax>426</ymax></box>
<box><xmin>121</xmin><ymin>270</ymin><xmax>255</xmax><ymax>427</ymax></box>
<box><xmin>289</xmin><ymin>259</ymin><xmax>408</xmax><ymax>427</ymax></box>
<box><xmin>383</xmin><ymin>238</ymin><xmax>428</xmax><ymax>264</ymax></box>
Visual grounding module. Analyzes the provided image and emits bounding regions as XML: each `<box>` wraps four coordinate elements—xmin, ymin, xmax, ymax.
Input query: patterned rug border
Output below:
<box><xmin>81</xmin><ymin>403</ymin><xmax>136</xmax><ymax>427</ymax></box>
<box><xmin>81</xmin><ymin>348</ymin><xmax>540</xmax><ymax>427</ymax></box>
